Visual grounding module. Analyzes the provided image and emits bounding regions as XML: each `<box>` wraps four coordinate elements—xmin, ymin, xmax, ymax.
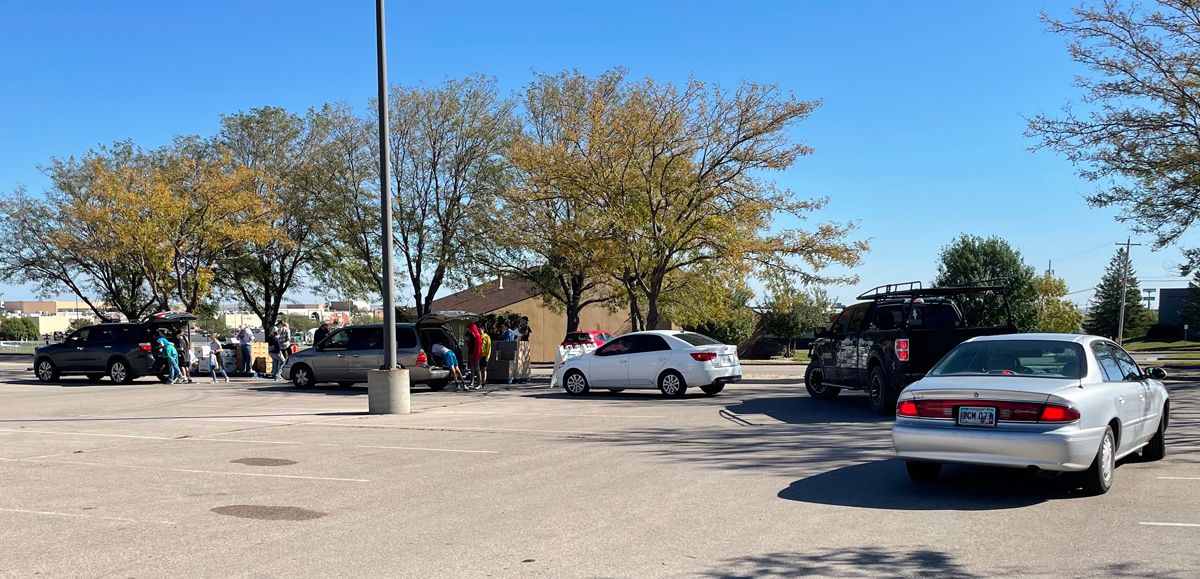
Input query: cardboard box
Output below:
<box><xmin>489</xmin><ymin>341</ymin><xmax>530</xmax><ymax>381</ymax></box>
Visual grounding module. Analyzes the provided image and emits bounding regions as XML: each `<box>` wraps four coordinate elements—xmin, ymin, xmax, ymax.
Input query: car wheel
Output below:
<box><xmin>607</xmin><ymin>388</ymin><xmax>625</xmax><ymax>393</ymax></box>
<box><xmin>867</xmin><ymin>366</ymin><xmax>893</xmax><ymax>415</ymax></box>
<box><xmin>804</xmin><ymin>364</ymin><xmax>840</xmax><ymax>400</ymax></box>
<box><xmin>563</xmin><ymin>370</ymin><xmax>590</xmax><ymax>396</ymax></box>
<box><xmin>701</xmin><ymin>384</ymin><xmax>725</xmax><ymax>396</ymax></box>
<box><xmin>291</xmin><ymin>364</ymin><xmax>313</xmax><ymax>388</ymax></box>
<box><xmin>1143</xmin><ymin>405</ymin><xmax>1168</xmax><ymax>462</ymax></box>
<box><xmin>108</xmin><ymin>359</ymin><xmax>132</xmax><ymax>385</ymax></box>
<box><xmin>658</xmin><ymin>370</ymin><xmax>687</xmax><ymax>398</ymax></box>
<box><xmin>86</xmin><ymin>374</ymin><xmax>105</xmax><ymax>382</ymax></box>
<box><xmin>905</xmin><ymin>461</ymin><xmax>942</xmax><ymax>482</ymax></box>
<box><xmin>1080</xmin><ymin>426</ymin><xmax>1116</xmax><ymax>495</ymax></box>
<box><xmin>427</xmin><ymin>380</ymin><xmax>448</xmax><ymax>392</ymax></box>
<box><xmin>35</xmin><ymin>358</ymin><xmax>59</xmax><ymax>382</ymax></box>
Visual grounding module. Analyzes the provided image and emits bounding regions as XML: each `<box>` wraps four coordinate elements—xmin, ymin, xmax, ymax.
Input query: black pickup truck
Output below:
<box><xmin>805</xmin><ymin>282</ymin><xmax>1017</xmax><ymax>414</ymax></box>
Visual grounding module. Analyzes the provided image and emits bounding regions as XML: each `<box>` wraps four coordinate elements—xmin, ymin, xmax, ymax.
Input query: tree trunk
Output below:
<box><xmin>565</xmin><ymin>300</ymin><xmax>581</xmax><ymax>333</ymax></box>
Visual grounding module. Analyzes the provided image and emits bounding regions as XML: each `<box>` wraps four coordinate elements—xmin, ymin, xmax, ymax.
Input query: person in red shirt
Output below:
<box><xmin>467</xmin><ymin>322</ymin><xmax>484</xmax><ymax>390</ymax></box>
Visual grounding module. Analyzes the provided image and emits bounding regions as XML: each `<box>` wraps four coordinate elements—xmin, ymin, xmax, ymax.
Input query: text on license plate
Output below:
<box><xmin>957</xmin><ymin>406</ymin><xmax>996</xmax><ymax>427</ymax></box>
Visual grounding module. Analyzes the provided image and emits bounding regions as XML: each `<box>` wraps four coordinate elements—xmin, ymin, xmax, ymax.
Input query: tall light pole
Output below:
<box><xmin>368</xmin><ymin>0</ymin><xmax>409</xmax><ymax>414</ymax></box>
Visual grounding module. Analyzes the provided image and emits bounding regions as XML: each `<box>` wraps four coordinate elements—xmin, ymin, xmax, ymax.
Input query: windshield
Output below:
<box><xmin>676</xmin><ymin>333</ymin><xmax>721</xmax><ymax>346</ymax></box>
<box><xmin>564</xmin><ymin>332</ymin><xmax>592</xmax><ymax>343</ymax></box>
<box><xmin>929</xmin><ymin>340</ymin><xmax>1085</xmax><ymax>379</ymax></box>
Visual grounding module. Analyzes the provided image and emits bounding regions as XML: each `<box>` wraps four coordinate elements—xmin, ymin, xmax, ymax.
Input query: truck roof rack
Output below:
<box><xmin>856</xmin><ymin>280</ymin><xmax>1010</xmax><ymax>301</ymax></box>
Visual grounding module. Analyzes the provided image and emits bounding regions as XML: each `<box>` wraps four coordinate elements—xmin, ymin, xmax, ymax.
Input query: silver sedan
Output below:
<box><xmin>892</xmin><ymin>333</ymin><xmax>1169</xmax><ymax>495</ymax></box>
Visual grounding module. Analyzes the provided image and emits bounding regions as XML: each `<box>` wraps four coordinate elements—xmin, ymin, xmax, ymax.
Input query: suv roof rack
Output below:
<box><xmin>856</xmin><ymin>280</ymin><xmax>1010</xmax><ymax>301</ymax></box>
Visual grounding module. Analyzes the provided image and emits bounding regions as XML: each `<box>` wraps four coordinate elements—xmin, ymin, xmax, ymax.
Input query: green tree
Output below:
<box><xmin>215</xmin><ymin>106</ymin><xmax>333</xmax><ymax>330</ymax></box>
<box><xmin>1028</xmin><ymin>1</ymin><xmax>1200</xmax><ymax>270</ymax></box>
<box><xmin>498</xmin><ymin>69</ymin><xmax>865</xmax><ymax>332</ymax></box>
<box><xmin>672</xmin><ymin>275</ymin><xmax>758</xmax><ymax>346</ymax></box>
<box><xmin>1034</xmin><ymin>273</ymin><xmax>1084</xmax><ymax>333</ymax></box>
<box><xmin>480</xmin><ymin>71</ymin><xmax>625</xmax><ymax>333</ymax></box>
<box><xmin>934</xmin><ymin>234</ymin><xmax>1040</xmax><ymax>330</ymax></box>
<box><xmin>388</xmin><ymin>76</ymin><xmax>517</xmax><ymax>316</ymax></box>
<box><xmin>283</xmin><ymin>313</ymin><xmax>319</xmax><ymax>334</ymax></box>
<box><xmin>1085</xmin><ymin>248</ymin><xmax>1149</xmax><ymax>340</ymax></box>
<box><xmin>761</xmin><ymin>282</ymin><xmax>833</xmax><ymax>353</ymax></box>
<box><xmin>0</xmin><ymin>317</ymin><xmax>39</xmax><ymax>340</ymax></box>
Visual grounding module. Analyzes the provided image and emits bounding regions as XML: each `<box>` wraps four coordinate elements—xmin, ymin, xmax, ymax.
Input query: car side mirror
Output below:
<box><xmin>1147</xmin><ymin>367</ymin><xmax>1167</xmax><ymax>380</ymax></box>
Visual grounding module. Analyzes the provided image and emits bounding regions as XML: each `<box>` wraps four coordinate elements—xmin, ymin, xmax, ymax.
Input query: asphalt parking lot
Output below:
<box><xmin>0</xmin><ymin>360</ymin><xmax>1197</xmax><ymax>578</ymax></box>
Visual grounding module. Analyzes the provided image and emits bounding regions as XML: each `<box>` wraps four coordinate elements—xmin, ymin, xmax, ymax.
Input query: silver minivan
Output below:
<box><xmin>282</xmin><ymin>312</ymin><xmax>475</xmax><ymax>390</ymax></box>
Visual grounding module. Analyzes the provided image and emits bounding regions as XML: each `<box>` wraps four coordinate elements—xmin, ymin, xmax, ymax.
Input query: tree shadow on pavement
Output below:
<box><xmin>699</xmin><ymin>546</ymin><xmax>978</xmax><ymax>578</ymax></box>
<box><xmin>778</xmin><ymin>458</ymin><xmax>1085</xmax><ymax>510</ymax></box>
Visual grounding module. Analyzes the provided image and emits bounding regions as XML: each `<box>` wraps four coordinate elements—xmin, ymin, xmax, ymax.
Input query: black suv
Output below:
<box><xmin>33</xmin><ymin>312</ymin><xmax>197</xmax><ymax>384</ymax></box>
<box><xmin>806</xmin><ymin>282</ymin><xmax>1016</xmax><ymax>414</ymax></box>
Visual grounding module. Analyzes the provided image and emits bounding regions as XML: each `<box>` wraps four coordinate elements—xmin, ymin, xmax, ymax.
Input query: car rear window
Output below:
<box><xmin>930</xmin><ymin>340</ymin><xmax>1085</xmax><ymax>379</ymax></box>
<box><xmin>564</xmin><ymin>332</ymin><xmax>592</xmax><ymax>343</ymax></box>
<box><xmin>676</xmin><ymin>333</ymin><xmax>721</xmax><ymax>346</ymax></box>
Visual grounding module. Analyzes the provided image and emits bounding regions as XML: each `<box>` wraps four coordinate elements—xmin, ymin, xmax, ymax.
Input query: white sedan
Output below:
<box><xmin>555</xmin><ymin>331</ymin><xmax>742</xmax><ymax>397</ymax></box>
<box><xmin>892</xmin><ymin>333</ymin><xmax>1170</xmax><ymax>495</ymax></box>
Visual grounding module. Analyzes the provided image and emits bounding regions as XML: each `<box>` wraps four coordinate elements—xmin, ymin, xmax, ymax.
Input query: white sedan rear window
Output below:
<box><xmin>676</xmin><ymin>333</ymin><xmax>721</xmax><ymax>347</ymax></box>
<box><xmin>930</xmin><ymin>340</ymin><xmax>1085</xmax><ymax>379</ymax></box>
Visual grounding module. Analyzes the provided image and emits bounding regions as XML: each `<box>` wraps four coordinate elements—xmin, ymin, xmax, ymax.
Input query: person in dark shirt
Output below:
<box><xmin>313</xmin><ymin>322</ymin><xmax>330</xmax><ymax>345</ymax></box>
<box><xmin>518</xmin><ymin>316</ymin><xmax>532</xmax><ymax>342</ymax></box>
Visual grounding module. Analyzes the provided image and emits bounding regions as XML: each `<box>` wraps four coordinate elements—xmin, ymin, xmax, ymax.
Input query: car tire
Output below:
<box><xmin>1142</xmin><ymin>405</ymin><xmax>1168</xmax><ymax>462</ymax></box>
<box><xmin>700</xmin><ymin>384</ymin><xmax>725</xmax><ymax>396</ymax></box>
<box><xmin>804</xmin><ymin>364</ymin><xmax>840</xmax><ymax>400</ymax></box>
<box><xmin>427</xmin><ymin>380</ymin><xmax>448</xmax><ymax>392</ymax></box>
<box><xmin>563</xmin><ymin>370</ymin><xmax>590</xmax><ymax>396</ymax></box>
<box><xmin>35</xmin><ymin>358</ymin><xmax>59</xmax><ymax>382</ymax></box>
<box><xmin>108</xmin><ymin>359</ymin><xmax>132</xmax><ymax>385</ymax></box>
<box><xmin>1080</xmin><ymin>426</ymin><xmax>1116</xmax><ymax>495</ymax></box>
<box><xmin>658</xmin><ymin>370</ymin><xmax>687</xmax><ymax>398</ymax></box>
<box><xmin>86</xmin><ymin>374</ymin><xmax>105</xmax><ymax>382</ymax></box>
<box><xmin>291</xmin><ymin>364</ymin><xmax>314</xmax><ymax>389</ymax></box>
<box><xmin>867</xmin><ymin>366</ymin><xmax>894</xmax><ymax>415</ymax></box>
<box><xmin>905</xmin><ymin>461</ymin><xmax>942</xmax><ymax>482</ymax></box>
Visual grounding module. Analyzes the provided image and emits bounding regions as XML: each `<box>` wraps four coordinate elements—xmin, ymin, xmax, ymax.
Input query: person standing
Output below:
<box><xmin>517</xmin><ymin>316</ymin><xmax>532</xmax><ymax>342</ymax></box>
<box><xmin>478</xmin><ymin>328</ymin><xmax>492</xmax><ymax>387</ymax></box>
<box><xmin>238</xmin><ymin>326</ymin><xmax>255</xmax><ymax>377</ymax></box>
<box><xmin>313</xmin><ymin>322</ymin><xmax>330</xmax><ymax>345</ymax></box>
<box><xmin>208</xmin><ymin>332</ymin><xmax>229</xmax><ymax>383</ymax></box>
<box><xmin>175</xmin><ymin>328</ymin><xmax>194</xmax><ymax>384</ymax></box>
<box><xmin>500</xmin><ymin>323</ymin><xmax>517</xmax><ymax>342</ymax></box>
<box><xmin>267</xmin><ymin>323</ymin><xmax>281</xmax><ymax>381</ymax></box>
<box><xmin>467</xmin><ymin>322</ymin><xmax>483</xmax><ymax>390</ymax></box>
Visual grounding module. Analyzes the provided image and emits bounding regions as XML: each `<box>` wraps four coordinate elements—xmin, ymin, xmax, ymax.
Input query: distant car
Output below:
<box><xmin>560</xmin><ymin>330</ymin><xmax>615</xmax><ymax>348</ymax></box>
<box><xmin>33</xmin><ymin>312</ymin><xmax>197</xmax><ymax>384</ymax></box>
<box><xmin>282</xmin><ymin>312</ymin><xmax>476</xmax><ymax>390</ymax></box>
<box><xmin>554</xmin><ymin>330</ymin><xmax>741</xmax><ymax>397</ymax></box>
<box><xmin>892</xmin><ymin>334</ymin><xmax>1170</xmax><ymax>495</ymax></box>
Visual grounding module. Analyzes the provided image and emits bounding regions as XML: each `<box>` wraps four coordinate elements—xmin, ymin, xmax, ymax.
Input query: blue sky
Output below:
<box><xmin>0</xmin><ymin>0</ymin><xmax>1192</xmax><ymax>309</ymax></box>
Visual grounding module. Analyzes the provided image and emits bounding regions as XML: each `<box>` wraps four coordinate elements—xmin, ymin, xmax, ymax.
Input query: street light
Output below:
<box><xmin>367</xmin><ymin>0</ymin><xmax>409</xmax><ymax>414</ymax></box>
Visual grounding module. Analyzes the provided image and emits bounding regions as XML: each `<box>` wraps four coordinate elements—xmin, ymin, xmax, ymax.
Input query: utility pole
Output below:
<box><xmin>1115</xmin><ymin>238</ymin><xmax>1142</xmax><ymax>344</ymax></box>
<box><xmin>367</xmin><ymin>0</ymin><xmax>409</xmax><ymax>414</ymax></box>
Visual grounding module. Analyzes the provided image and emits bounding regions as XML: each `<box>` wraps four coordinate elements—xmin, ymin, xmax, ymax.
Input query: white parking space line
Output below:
<box><xmin>417</xmin><ymin>409</ymin><xmax>666</xmax><ymax>419</ymax></box>
<box><xmin>0</xmin><ymin>457</ymin><xmax>370</xmax><ymax>482</ymax></box>
<box><xmin>177</xmin><ymin>404</ymin><xmax>360</xmax><ymax>413</ymax></box>
<box><xmin>0</xmin><ymin>427</ymin><xmax>500</xmax><ymax>454</ymax></box>
<box><xmin>0</xmin><ymin>507</ymin><xmax>176</xmax><ymax>525</ymax></box>
<box><xmin>78</xmin><ymin>414</ymin><xmax>298</xmax><ymax>425</ymax></box>
<box><xmin>1139</xmin><ymin>522</ymin><xmax>1200</xmax><ymax>528</ymax></box>
<box><xmin>303</xmin><ymin>423</ymin><xmax>597</xmax><ymax>436</ymax></box>
<box><xmin>1157</xmin><ymin>477</ymin><xmax>1200</xmax><ymax>480</ymax></box>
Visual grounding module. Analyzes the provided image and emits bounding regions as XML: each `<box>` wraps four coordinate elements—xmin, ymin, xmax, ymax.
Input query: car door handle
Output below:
<box><xmin>351</xmin><ymin>355</ymin><xmax>361</xmax><ymax>358</ymax></box>
<box><xmin>76</xmin><ymin>347</ymin><xmax>84</xmax><ymax>350</ymax></box>
<box><xmin>618</xmin><ymin>359</ymin><xmax>627</xmax><ymax>364</ymax></box>
<box><xmin>1117</xmin><ymin>395</ymin><xmax>1125</xmax><ymax>404</ymax></box>
<box><xmin>336</xmin><ymin>354</ymin><xmax>345</xmax><ymax>358</ymax></box>
<box><xmin>104</xmin><ymin>346</ymin><xmax>112</xmax><ymax>349</ymax></box>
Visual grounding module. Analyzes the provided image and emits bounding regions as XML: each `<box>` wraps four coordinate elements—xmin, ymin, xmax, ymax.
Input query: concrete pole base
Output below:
<box><xmin>368</xmin><ymin>368</ymin><xmax>410</xmax><ymax>414</ymax></box>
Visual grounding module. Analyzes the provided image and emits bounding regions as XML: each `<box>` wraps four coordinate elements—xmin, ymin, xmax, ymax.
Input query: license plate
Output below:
<box><xmin>718</xmin><ymin>355</ymin><xmax>734</xmax><ymax>367</ymax></box>
<box><xmin>957</xmin><ymin>406</ymin><xmax>996</xmax><ymax>427</ymax></box>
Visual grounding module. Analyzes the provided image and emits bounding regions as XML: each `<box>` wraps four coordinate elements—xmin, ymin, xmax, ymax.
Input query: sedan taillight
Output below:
<box><xmin>139</xmin><ymin>343</ymin><xmax>153</xmax><ymax>352</ymax></box>
<box><xmin>691</xmin><ymin>352</ymin><xmax>717</xmax><ymax>362</ymax></box>
<box><xmin>897</xmin><ymin>400</ymin><xmax>919</xmax><ymax>417</ymax></box>
<box><xmin>1039</xmin><ymin>404</ymin><xmax>1081</xmax><ymax>422</ymax></box>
